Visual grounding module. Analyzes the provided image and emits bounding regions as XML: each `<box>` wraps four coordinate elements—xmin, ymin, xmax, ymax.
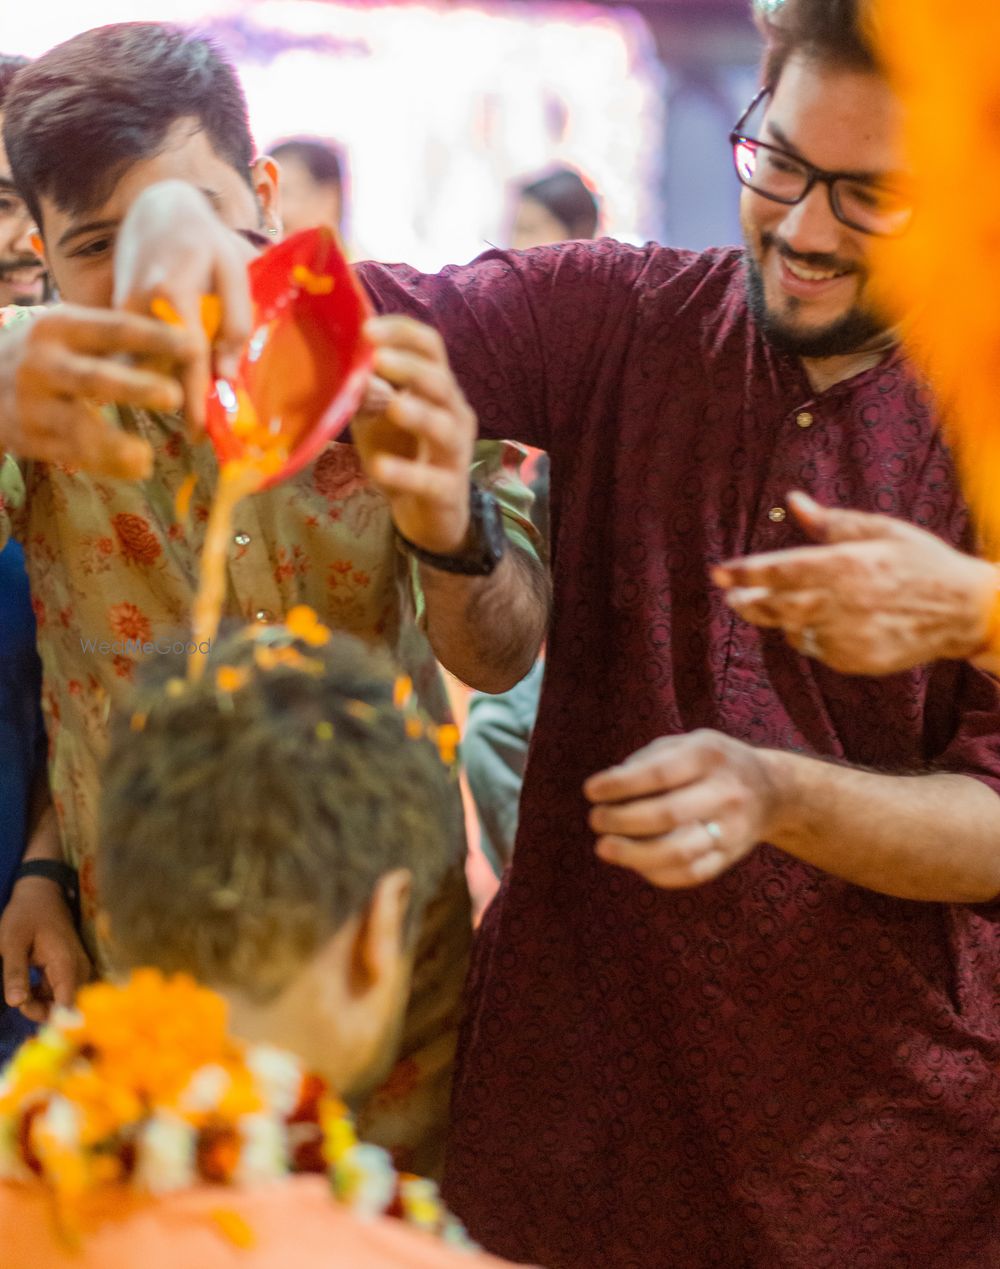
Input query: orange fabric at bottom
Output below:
<box><xmin>0</xmin><ymin>1178</ymin><xmax>521</xmax><ymax>1269</ymax></box>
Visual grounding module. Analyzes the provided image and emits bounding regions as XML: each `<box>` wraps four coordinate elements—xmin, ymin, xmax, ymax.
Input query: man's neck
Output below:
<box><xmin>800</xmin><ymin>331</ymin><xmax>899</xmax><ymax>394</ymax></box>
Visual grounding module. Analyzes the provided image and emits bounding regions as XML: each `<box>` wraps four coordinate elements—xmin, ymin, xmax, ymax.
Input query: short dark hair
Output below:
<box><xmin>519</xmin><ymin>167</ymin><xmax>599</xmax><ymax>240</ymax></box>
<box><xmin>755</xmin><ymin>0</ymin><xmax>881</xmax><ymax>89</ymax></box>
<box><xmin>0</xmin><ymin>54</ymin><xmax>29</xmax><ymax>111</ymax></box>
<box><xmin>271</xmin><ymin>137</ymin><xmax>344</xmax><ymax>190</ymax></box>
<box><xmin>98</xmin><ymin>627</ymin><xmax>460</xmax><ymax>1002</ymax></box>
<box><xmin>2</xmin><ymin>22</ymin><xmax>254</xmax><ymax>230</ymax></box>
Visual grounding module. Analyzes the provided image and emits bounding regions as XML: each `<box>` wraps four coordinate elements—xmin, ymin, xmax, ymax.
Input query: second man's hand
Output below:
<box><xmin>584</xmin><ymin>731</ymin><xmax>782</xmax><ymax>888</ymax></box>
<box><xmin>355</xmin><ymin>315</ymin><xmax>475</xmax><ymax>554</ymax></box>
<box><xmin>113</xmin><ymin>179</ymin><xmax>256</xmax><ymax>430</ymax></box>
<box><xmin>0</xmin><ymin>306</ymin><xmax>197</xmax><ymax>479</ymax></box>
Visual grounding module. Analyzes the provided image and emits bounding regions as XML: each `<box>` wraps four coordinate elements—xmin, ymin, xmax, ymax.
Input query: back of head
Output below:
<box><xmin>519</xmin><ymin>166</ymin><xmax>599</xmax><ymax>240</ymax></box>
<box><xmin>271</xmin><ymin>137</ymin><xmax>344</xmax><ymax>191</ymax></box>
<box><xmin>754</xmin><ymin>0</ymin><xmax>881</xmax><ymax>87</ymax></box>
<box><xmin>2</xmin><ymin>22</ymin><xmax>254</xmax><ymax>229</ymax></box>
<box><xmin>0</xmin><ymin>54</ymin><xmax>28</xmax><ymax>112</ymax></box>
<box><xmin>98</xmin><ymin>624</ymin><xmax>459</xmax><ymax>1002</ymax></box>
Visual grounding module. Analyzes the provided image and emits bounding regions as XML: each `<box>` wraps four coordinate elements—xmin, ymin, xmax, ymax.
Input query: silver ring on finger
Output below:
<box><xmin>700</xmin><ymin>819</ymin><xmax>724</xmax><ymax>847</ymax></box>
<box><xmin>799</xmin><ymin>626</ymin><xmax>821</xmax><ymax>659</ymax></box>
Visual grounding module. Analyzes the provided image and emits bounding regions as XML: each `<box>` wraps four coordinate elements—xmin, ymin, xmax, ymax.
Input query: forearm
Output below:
<box><xmin>421</xmin><ymin>544</ymin><xmax>550</xmax><ymax>692</ymax></box>
<box><xmin>23</xmin><ymin>796</ymin><xmax>64</xmax><ymax>867</ymax></box>
<box><xmin>762</xmin><ymin>749</ymin><xmax>1000</xmax><ymax>902</ymax></box>
<box><xmin>23</xmin><ymin>775</ymin><xmax>63</xmax><ymax>864</ymax></box>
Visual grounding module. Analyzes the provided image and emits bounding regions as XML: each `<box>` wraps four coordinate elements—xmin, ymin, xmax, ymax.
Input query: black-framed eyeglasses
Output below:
<box><xmin>729</xmin><ymin>88</ymin><xmax>914</xmax><ymax>238</ymax></box>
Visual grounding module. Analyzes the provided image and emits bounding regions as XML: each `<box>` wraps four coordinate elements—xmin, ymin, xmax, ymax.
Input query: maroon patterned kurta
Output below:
<box><xmin>359</xmin><ymin>243</ymin><xmax>1000</xmax><ymax>1269</ymax></box>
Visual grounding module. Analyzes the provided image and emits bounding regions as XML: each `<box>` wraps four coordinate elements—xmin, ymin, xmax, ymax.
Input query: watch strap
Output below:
<box><xmin>396</xmin><ymin>483</ymin><xmax>506</xmax><ymax>576</ymax></box>
<box><xmin>15</xmin><ymin>860</ymin><xmax>81</xmax><ymax>927</ymax></box>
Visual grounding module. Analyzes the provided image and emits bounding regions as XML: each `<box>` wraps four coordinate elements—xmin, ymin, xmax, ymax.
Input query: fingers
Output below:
<box><xmin>37</xmin><ymin>929</ymin><xmax>88</xmax><ymax>1008</ymax></box>
<box><xmin>365</xmin><ymin>314</ymin><xmax>447</xmax><ymax>364</ymax></box>
<box><xmin>725</xmin><ymin>586</ymin><xmax>827</xmax><ymax>632</ymax></box>
<box><xmin>177</xmin><ymin>339</ymin><xmax>210</xmax><ymax>434</ymax></box>
<box><xmin>584</xmin><ymin>735</ymin><xmax>706</xmax><ymax>804</ymax></box>
<box><xmin>357</xmin><ymin>373</ymin><xmax>394</xmax><ymax>418</ymax></box>
<box><xmin>211</xmin><ymin>254</ymin><xmax>254</xmax><ymax>383</ymax></box>
<box><xmin>48</xmin><ymin>305</ymin><xmax>198</xmax><ymax>365</ymax></box>
<box><xmin>596</xmin><ymin>823</ymin><xmax>729</xmax><ymax>888</ymax></box>
<box><xmin>1</xmin><ymin>928</ymin><xmax>30</xmax><ymax>1008</ymax></box>
<box><xmin>370</xmin><ymin>454</ymin><xmax>460</xmax><ymax>504</ymax></box>
<box><xmin>27</xmin><ymin>400</ymin><xmax>154</xmax><ymax>480</ymax></box>
<box><xmin>713</xmin><ymin>544</ymin><xmax>840</xmax><ymax>591</ymax></box>
<box><xmin>386</xmin><ymin>392</ymin><xmax>462</xmax><ymax>452</ymax></box>
<box><xmin>787</xmin><ymin>491</ymin><xmax>889</xmax><ymax>545</ymax></box>
<box><xmin>588</xmin><ymin>777</ymin><xmax>728</xmax><ymax>838</ymax></box>
<box><xmin>34</xmin><ymin>348</ymin><xmax>184</xmax><ymax>415</ymax></box>
<box><xmin>373</xmin><ymin>346</ymin><xmax>456</xmax><ymax>410</ymax></box>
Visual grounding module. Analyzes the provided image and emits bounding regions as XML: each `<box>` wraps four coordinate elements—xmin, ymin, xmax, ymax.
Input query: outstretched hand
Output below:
<box><xmin>715</xmin><ymin>491</ymin><xmax>998</xmax><ymax>675</ymax></box>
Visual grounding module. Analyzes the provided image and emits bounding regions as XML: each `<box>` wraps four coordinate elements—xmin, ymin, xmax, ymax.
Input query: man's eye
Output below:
<box><xmin>74</xmin><ymin>237</ymin><xmax>113</xmax><ymax>259</ymax></box>
<box><xmin>764</xmin><ymin>154</ymin><xmax>802</xmax><ymax>176</ymax></box>
<box><xmin>0</xmin><ymin>195</ymin><xmax>25</xmax><ymax>217</ymax></box>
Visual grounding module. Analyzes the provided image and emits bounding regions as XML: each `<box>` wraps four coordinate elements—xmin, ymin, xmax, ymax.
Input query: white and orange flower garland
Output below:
<box><xmin>0</xmin><ymin>969</ymin><xmax>472</xmax><ymax>1251</ymax></box>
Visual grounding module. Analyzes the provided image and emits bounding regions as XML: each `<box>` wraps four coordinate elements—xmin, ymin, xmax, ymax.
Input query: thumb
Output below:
<box><xmin>788</xmin><ymin>490</ymin><xmax>889</xmax><ymax>544</ymax></box>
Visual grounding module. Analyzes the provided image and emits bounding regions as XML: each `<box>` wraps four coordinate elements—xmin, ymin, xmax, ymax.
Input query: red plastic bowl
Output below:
<box><xmin>204</xmin><ymin>227</ymin><xmax>374</xmax><ymax>488</ymax></box>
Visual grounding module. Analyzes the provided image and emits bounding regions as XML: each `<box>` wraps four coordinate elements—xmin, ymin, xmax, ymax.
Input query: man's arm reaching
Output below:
<box><xmin>585</xmin><ymin>730</ymin><xmax>1000</xmax><ymax>903</ymax></box>
<box><xmin>354</xmin><ymin>316</ymin><xmax>549</xmax><ymax>692</ymax></box>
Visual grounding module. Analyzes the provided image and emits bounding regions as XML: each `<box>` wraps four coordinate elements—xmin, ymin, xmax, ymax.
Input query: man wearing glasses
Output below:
<box><xmin>4</xmin><ymin>0</ymin><xmax>1000</xmax><ymax>1265</ymax></box>
<box><xmin>354</xmin><ymin>4</ymin><xmax>1000</xmax><ymax>1261</ymax></box>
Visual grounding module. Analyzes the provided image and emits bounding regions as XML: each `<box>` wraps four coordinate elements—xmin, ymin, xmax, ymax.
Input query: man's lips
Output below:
<box><xmin>774</xmin><ymin>252</ymin><xmax>856</xmax><ymax>301</ymax></box>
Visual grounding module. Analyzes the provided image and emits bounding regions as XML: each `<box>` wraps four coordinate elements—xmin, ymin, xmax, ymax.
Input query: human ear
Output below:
<box><xmin>251</xmin><ymin>156</ymin><xmax>282</xmax><ymax>238</ymax></box>
<box><xmin>348</xmin><ymin>868</ymin><xmax>413</xmax><ymax>996</ymax></box>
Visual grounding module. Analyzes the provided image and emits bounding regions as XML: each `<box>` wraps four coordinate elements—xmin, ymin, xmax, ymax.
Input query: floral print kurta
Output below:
<box><xmin>0</xmin><ymin>304</ymin><xmax>538</xmax><ymax>1176</ymax></box>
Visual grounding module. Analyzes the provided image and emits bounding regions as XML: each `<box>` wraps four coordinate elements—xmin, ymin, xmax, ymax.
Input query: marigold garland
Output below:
<box><xmin>872</xmin><ymin>0</ymin><xmax>1000</xmax><ymax>552</ymax></box>
<box><xmin>0</xmin><ymin>970</ymin><xmax>473</xmax><ymax>1251</ymax></box>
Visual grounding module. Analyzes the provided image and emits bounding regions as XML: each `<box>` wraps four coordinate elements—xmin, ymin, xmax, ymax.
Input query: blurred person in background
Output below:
<box><xmin>463</xmin><ymin>456</ymin><xmax>548</xmax><ymax>875</ymax></box>
<box><xmin>508</xmin><ymin>166</ymin><xmax>599</xmax><ymax>250</ymax></box>
<box><xmin>0</xmin><ymin>55</ymin><xmax>45</xmax><ymax>309</ymax></box>
<box><xmin>271</xmin><ymin>135</ymin><xmax>346</xmax><ymax>239</ymax></box>
<box><xmin>0</xmin><ymin>50</ymin><xmax>53</xmax><ymax>1067</ymax></box>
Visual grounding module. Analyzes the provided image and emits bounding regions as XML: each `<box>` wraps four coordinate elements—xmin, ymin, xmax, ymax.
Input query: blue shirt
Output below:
<box><xmin>0</xmin><ymin>540</ymin><xmax>44</xmax><ymax>910</ymax></box>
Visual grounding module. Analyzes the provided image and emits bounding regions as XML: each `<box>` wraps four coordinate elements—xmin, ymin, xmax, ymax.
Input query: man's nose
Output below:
<box><xmin>10</xmin><ymin>210</ymin><xmax>38</xmax><ymax>260</ymax></box>
<box><xmin>776</xmin><ymin>183</ymin><xmax>844</xmax><ymax>258</ymax></box>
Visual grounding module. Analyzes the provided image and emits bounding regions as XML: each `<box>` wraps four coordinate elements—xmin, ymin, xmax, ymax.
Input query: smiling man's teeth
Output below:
<box><xmin>784</xmin><ymin>257</ymin><xmax>848</xmax><ymax>282</ymax></box>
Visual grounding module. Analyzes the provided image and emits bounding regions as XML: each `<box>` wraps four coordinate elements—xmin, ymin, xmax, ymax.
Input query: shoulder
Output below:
<box><xmin>357</xmin><ymin>239</ymin><xmax>729</xmax><ymax>304</ymax></box>
<box><xmin>0</xmin><ymin>1178</ymin><xmax>518</xmax><ymax>1268</ymax></box>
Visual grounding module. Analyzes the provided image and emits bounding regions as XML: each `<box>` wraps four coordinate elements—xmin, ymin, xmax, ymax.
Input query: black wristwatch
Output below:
<box><xmin>15</xmin><ymin>860</ymin><xmax>81</xmax><ymax>929</ymax></box>
<box><xmin>395</xmin><ymin>483</ymin><xmax>507</xmax><ymax>576</ymax></box>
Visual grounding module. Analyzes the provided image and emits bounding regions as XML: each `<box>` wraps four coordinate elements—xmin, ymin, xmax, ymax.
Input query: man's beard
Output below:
<box><xmin>744</xmin><ymin>243</ymin><xmax>890</xmax><ymax>358</ymax></box>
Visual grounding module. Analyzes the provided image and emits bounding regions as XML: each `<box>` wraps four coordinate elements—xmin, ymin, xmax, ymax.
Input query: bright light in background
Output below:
<box><xmin>0</xmin><ymin>0</ymin><xmax>666</xmax><ymax>269</ymax></box>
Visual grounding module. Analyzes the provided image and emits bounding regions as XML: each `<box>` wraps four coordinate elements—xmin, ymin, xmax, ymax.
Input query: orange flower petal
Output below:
<box><xmin>291</xmin><ymin>264</ymin><xmax>335</xmax><ymax>296</ymax></box>
<box><xmin>174</xmin><ymin>474</ymin><xmax>198</xmax><ymax>522</ymax></box>
<box><xmin>210</xmin><ymin>1208</ymin><xmax>257</xmax><ymax>1250</ymax></box>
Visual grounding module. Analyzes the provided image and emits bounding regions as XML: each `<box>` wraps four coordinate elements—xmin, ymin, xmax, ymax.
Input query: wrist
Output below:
<box><xmin>23</xmin><ymin>806</ymin><xmax>64</xmax><ymax>864</ymax></box>
<box><xmin>399</xmin><ymin>505</ymin><xmax>471</xmax><ymax>557</ymax></box>
<box><xmin>754</xmin><ymin>747</ymin><xmax>804</xmax><ymax>842</ymax></box>
<box><xmin>963</xmin><ymin>559</ymin><xmax>1000</xmax><ymax>661</ymax></box>
<box><xmin>14</xmin><ymin>860</ymin><xmax>80</xmax><ymax>926</ymax></box>
<box><xmin>396</xmin><ymin>484</ymin><xmax>505</xmax><ymax>576</ymax></box>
